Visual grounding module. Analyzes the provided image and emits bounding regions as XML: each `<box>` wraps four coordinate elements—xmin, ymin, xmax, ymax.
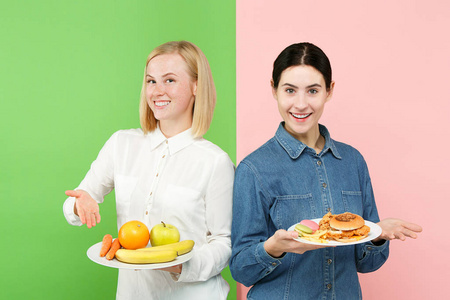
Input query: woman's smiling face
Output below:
<box><xmin>273</xmin><ymin>64</ymin><xmax>334</xmax><ymax>142</ymax></box>
<box><xmin>145</xmin><ymin>53</ymin><xmax>197</xmax><ymax>136</ymax></box>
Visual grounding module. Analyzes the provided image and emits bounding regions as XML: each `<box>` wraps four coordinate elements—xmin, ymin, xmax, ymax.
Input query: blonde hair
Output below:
<box><xmin>139</xmin><ymin>41</ymin><xmax>216</xmax><ymax>138</ymax></box>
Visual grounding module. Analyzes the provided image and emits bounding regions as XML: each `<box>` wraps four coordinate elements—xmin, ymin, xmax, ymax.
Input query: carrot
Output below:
<box><xmin>99</xmin><ymin>234</ymin><xmax>113</xmax><ymax>257</ymax></box>
<box><xmin>106</xmin><ymin>238</ymin><xmax>121</xmax><ymax>260</ymax></box>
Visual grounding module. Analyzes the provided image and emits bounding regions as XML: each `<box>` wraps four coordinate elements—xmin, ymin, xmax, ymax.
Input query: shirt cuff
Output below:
<box><xmin>63</xmin><ymin>197</ymin><xmax>82</xmax><ymax>226</ymax></box>
<box><xmin>364</xmin><ymin>239</ymin><xmax>389</xmax><ymax>253</ymax></box>
<box><xmin>255</xmin><ymin>242</ymin><xmax>283</xmax><ymax>274</ymax></box>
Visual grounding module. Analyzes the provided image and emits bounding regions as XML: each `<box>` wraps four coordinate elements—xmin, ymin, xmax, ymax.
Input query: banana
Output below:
<box><xmin>115</xmin><ymin>249</ymin><xmax>177</xmax><ymax>264</ymax></box>
<box><xmin>137</xmin><ymin>240</ymin><xmax>195</xmax><ymax>255</ymax></box>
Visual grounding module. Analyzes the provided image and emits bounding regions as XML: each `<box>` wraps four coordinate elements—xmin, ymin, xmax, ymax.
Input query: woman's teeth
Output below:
<box><xmin>155</xmin><ymin>101</ymin><xmax>170</xmax><ymax>107</ymax></box>
<box><xmin>291</xmin><ymin>112</ymin><xmax>311</xmax><ymax>119</ymax></box>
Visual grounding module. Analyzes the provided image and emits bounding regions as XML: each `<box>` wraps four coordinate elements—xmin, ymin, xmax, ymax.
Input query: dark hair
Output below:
<box><xmin>272</xmin><ymin>42</ymin><xmax>332</xmax><ymax>90</ymax></box>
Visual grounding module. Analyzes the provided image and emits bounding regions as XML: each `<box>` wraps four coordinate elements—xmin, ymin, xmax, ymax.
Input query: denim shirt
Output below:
<box><xmin>230</xmin><ymin>123</ymin><xmax>389</xmax><ymax>300</ymax></box>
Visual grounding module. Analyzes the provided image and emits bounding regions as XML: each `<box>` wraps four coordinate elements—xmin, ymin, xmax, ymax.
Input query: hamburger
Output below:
<box><xmin>326</xmin><ymin>212</ymin><xmax>370</xmax><ymax>242</ymax></box>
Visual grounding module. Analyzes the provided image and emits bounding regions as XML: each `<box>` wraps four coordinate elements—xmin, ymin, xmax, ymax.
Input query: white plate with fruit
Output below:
<box><xmin>87</xmin><ymin>241</ymin><xmax>193</xmax><ymax>270</ymax></box>
<box><xmin>87</xmin><ymin>220</ymin><xmax>194</xmax><ymax>269</ymax></box>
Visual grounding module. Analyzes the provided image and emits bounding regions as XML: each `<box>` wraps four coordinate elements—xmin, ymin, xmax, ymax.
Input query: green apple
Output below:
<box><xmin>150</xmin><ymin>221</ymin><xmax>180</xmax><ymax>246</ymax></box>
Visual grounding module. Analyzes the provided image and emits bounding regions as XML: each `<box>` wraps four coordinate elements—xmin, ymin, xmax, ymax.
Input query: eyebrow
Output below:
<box><xmin>281</xmin><ymin>83</ymin><xmax>322</xmax><ymax>89</ymax></box>
<box><xmin>146</xmin><ymin>72</ymin><xmax>178</xmax><ymax>78</ymax></box>
<box><xmin>282</xmin><ymin>83</ymin><xmax>298</xmax><ymax>89</ymax></box>
<box><xmin>306</xmin><ymin>83</ymin><xmax>322</xmax><ymax>89</ymax></box>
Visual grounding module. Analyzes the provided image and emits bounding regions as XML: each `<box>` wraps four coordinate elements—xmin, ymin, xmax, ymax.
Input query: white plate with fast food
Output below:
<box><xmin>87</xmin><ymin>241</ymin><xmax>193</xmax><ymax>270</ymax></box>
<box><xmin>288</xmin><ymin>216</ymin><xmax>382</xmax><ymax>246</ymax></box>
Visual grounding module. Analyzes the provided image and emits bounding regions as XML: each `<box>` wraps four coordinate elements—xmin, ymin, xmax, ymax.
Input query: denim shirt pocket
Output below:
<box><xmin>341</xmin><ymin>190</ymin><xmax>363</xmax><ymax>215</ymax></box>
<box><xmin>271</xmin><ymin>193</ymin><xmax>317</xmax><ymax>230</ymax></box>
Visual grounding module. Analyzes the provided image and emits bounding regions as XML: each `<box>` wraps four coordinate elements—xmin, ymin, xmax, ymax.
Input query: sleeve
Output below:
<box><xmin>177</xmin><ymin>153</ymin><xmax>235</xmax><ymax>282</ymax></box>
<box><xmin>355</xmin><ymin>156</ymin><xmax>390</xmax><ymax>273</ymax></box>
<box><xmin>62</xmin><ymin>132</ymin><xmax>117</xmax><ymax>226</ymax></box>
<box><xmin>229</xmin><ymin>161</ymin><xmax>282</xmax><ymax>287</ymax></box>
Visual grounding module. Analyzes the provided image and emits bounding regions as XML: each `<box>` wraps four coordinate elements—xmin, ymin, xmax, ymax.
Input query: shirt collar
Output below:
<box><xmin>275</xmin><ymin>122</ymin><xmax>341</xmax><ymax>159</ymax></box>
<box><xmin>147</xmin><ymin>126</ymin><xmax>196</xmax><ymax>155</ymax></box>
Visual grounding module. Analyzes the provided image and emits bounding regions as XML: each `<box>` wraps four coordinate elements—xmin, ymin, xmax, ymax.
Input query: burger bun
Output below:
<box><xmin>329</xmin><ymin>212</ymin><xmax>365</xmax><ymax>231</ymax></box>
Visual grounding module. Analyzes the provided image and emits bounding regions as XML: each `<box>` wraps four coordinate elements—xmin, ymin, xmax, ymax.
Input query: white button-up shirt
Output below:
<box><xmin>63</xmin><ymin>127</ymin><xmax>235</xmax><ymax>300</ymax></box>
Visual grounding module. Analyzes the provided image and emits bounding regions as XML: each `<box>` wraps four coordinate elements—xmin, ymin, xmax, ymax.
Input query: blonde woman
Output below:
<box><xmin>63</xmin><ymin>41</ymin><xmax>234</xmax><ymax>300</ymax></box>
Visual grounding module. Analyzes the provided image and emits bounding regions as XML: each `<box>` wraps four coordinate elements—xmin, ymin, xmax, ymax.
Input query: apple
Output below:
<box><xmin>149</xmin><ymin>221</ymin><xmax>180</xmax><ymax>246</ymax></box>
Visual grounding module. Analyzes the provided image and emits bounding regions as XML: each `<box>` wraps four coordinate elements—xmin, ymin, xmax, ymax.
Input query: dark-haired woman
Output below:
<box><xmin>229</xmin><ymin>42</ymin><xmax>422</xmax><ymax>299</ymax></box>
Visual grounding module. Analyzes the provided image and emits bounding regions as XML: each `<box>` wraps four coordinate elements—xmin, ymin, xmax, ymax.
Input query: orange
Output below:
<box><xmin>118</xmin><ymin>220</ymin><xmax>150</xmax><ymax>249</ymax></box>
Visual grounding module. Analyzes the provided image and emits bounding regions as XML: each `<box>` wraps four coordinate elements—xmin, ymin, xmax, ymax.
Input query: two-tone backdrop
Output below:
<box><xmin>1</xmin><ymin>1</ymin><xmax>448</xmax><ymax>299</ymax></box>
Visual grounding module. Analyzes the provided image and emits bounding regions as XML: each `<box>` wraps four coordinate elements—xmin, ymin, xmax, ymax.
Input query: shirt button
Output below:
<box><xmin>322</xmin><ymin>183</ymin><xmax>327</xmax><ymax>188</ymax></box>
<box><xmin>317</xmin><ymin>160</ymin><xmax>322</xmax><ymax>166</ymax></box>
<box><xmin>271</xmin><ymin>262</ymin><xmax>277</xmax><ymax>266</ymax></box>
<box><xmin>150</xmin><ymin>192</ymin><xmax>153</xmax><ymax>196</ymax></box>
<box><xmin>165</xmin><ymin>140</ymin><xmax>168</xmax><ymax>144</ymax></box>
<box><xmin>156</xmin><ymin>173</ymin><xmax>159</xmax><ymax>177</ymax></box>
<box><xmin>367</xmin><ymin>246</ymin><xmax>373</xmax><ymax>250</ymax></box>
<box><xmin>327</xmin><ymin>283</ymin><xmax>332</xmax><ymax>290</ymax></box>
<box><xmin>327</xmin><ymin>259</ymin><xmax>332</xmax><ymax>264</ymax></box>
<box><xmin>145</xmin><ymin>211</ymin><xmax>148</xmax><ymax>215</ymax></box>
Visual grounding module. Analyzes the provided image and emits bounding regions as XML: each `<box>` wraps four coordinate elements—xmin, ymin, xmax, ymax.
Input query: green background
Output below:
<box><xmin>0</xmin><ymin>1</ymin><xmax>236</xmax><ymax>299</ymax></box>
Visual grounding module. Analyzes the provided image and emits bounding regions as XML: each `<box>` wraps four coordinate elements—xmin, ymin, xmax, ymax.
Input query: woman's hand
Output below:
<box><xmin>65</xmin><ymin>189</ymin><xmax>101</xmax><ymax>228</ymax></box>
<box><xmin>374</xmin><ymin>218</ymin><xmax>423</xmax><ymax>242</ymax></box>
<box><xmin>264</xmin><ymin>229</ymin><xmax>329</xmax><ymax>257</ymax></box>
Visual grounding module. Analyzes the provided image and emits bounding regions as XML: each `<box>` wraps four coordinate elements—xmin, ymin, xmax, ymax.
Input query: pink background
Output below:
<box><xmin>236</xmin><ymin>1</ymin><xmax>450</xmax><ymax>299</ymax></box>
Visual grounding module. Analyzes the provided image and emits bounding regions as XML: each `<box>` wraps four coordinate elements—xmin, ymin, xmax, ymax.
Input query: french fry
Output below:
<box><xmin>304</xmin><ymin>230</ymin><xmax>326</xmax><ymax>237</ymax></box>
<box><xmin>296</xmin><ymin>227</ymin><xmax>329</xmax><ymax>243</ymax></box>
<box><xmin>301</xmin><ymin>236</ymin><xmax>329</xmax><ymax>243</ymax></box>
